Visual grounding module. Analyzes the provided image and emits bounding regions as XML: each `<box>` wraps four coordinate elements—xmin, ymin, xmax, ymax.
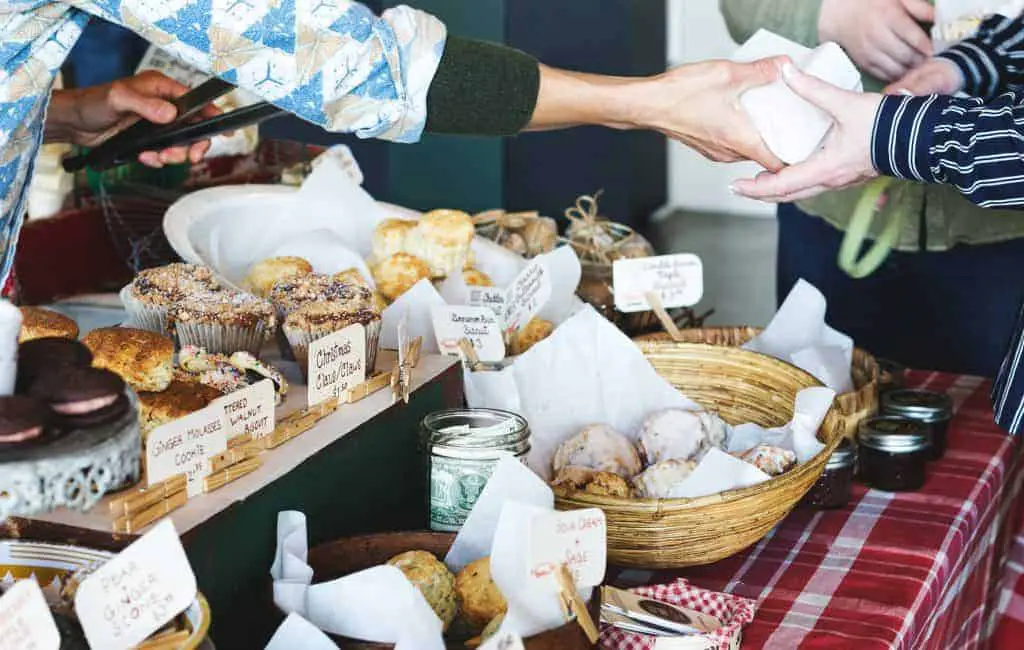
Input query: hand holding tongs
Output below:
<box><xmin>62</xmin><ymin>78</ymin><xmax>285</xmax><ymax>173</ymax></box>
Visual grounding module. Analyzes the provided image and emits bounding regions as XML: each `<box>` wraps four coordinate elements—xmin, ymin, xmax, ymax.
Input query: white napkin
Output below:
<box><xmin>267</xmin><ymin>229</ymin><xmax>374</xmax><ymax>285</ymax></box>
<box><xmin>666</xmin><ymin>448</ymin><xmax>772</xmax><ymax>499</ymax></box>
<box><xmin>265</xmin><ymin>614</ymin><xmax>338</xmax><ymax>650</ymax></box>
<box><xmin>381</xmin><ymin>280</ymin><xmax>446</xmax><ymax>353</ymax></box>
<box><xmin>743</xmin><ymin>279</ymin><xmax>854</xmax><ymax>394</ymax></box>
<box><xmin>0</xmin><ymin>300</ymin><xmax>22</xmax><ymax>395</ymax></box>
<box><xmin>726</xmin><ymin>386</ymin><xmax>834</xmax><ymax>463</ymax></box>
<box><xmin>732</xmin><ymin>29</ymin><xmax>862</xmax><ymax>164</ymax></box>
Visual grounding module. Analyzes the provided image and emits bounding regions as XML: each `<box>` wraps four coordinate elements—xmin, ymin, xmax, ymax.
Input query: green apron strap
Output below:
<box><xmin>837</xmin><ymin>177</ymin><xmax>901</xmax><ymax>279</ymax></box>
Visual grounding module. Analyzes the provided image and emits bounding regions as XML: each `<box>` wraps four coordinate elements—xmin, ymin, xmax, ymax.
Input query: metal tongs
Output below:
<box><xmin>62</xmin><ymin>78</ymin><xmax>285</xmax><ymax>172</ymax></box>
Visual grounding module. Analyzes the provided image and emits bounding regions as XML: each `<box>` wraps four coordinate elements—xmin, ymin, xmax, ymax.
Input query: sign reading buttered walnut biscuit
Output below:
<box><xmin>307</xmin><ymin>324</ymin><xmax>366</xmax><ymax>407</ymax></box>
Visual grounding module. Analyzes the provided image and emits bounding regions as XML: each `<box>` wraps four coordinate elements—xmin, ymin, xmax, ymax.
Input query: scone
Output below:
<box><xmin>404</xmin><ymin>209</ymin><xmax>475</xmax><ymax>278</ymax></box>
<box><xmin>122</xmin><ymin>263</ymin><xmax>220</xmax><ymax>335</ymax></box>
<box><xmin>168</xmin><ymin>291</ymin><xmax>276</xmax><ymax>356</ymax></box>
<box><xmin>18</xmin><ymin>307</ymin><xmax>79</xmax><ymax>343</ymax></box>
<box><xmin>463</xmin><ymin>268</ymin><xmax>493</xmax><ymax>287</ymax></box>
<box><xmin>737</xmin><ymin>444</ymin><xmax>797</xmax><ymax>476</ymax></box>
<box><xmin>371</xmin><ymin>253</ymin><xmax>431</xmax><ymax>302</ymax></box>
<box><xmin>371</xmin><ymin>219</ymin><xmax>417</xmax><ymax>262</ymax></box>
<box><xmin>387</xmin><ymin>550</ymin><xmax>458</xmax><ymax>631</ymax></box>
<box><xmin>508</xmin><ymin>317</ymin><xmax>553</xmax><ymax>356</ymax></box>
<box><xmin>81</xmin><ymin>327</ymin><xmax>174</xmax><ymax>393</ymax></box>
<box><xmin>551</xmin><ymin>466</ymin><xmax>634</xmax><ymax>498</ymax></box>
<box><xmin>633</xmin><ymin>459</ymin><xmax>698</xmax><ymax>498</ymax></box>
<box><xmin>282</xmin><ymin>301</ymin><xmax>382</xmax><ymax>378</ymax></box>
<box><xmin>138</xmin><ymin>380</ymin><xmax>222</xmax><ymax>439</ymax></box>
<box><xmin>455</xmin><ymin>557</ymin><xmax>507</xmax><ymax>630</ymax></box>
<box><xmin>552</xmin><ymin>424</ymin><xmax>643</xmax><ymax>478</ymax></box>
<box><xmin>243</xmin><ymin>256</ymin><xmax>312</xmax><ymax>298</ymax></box>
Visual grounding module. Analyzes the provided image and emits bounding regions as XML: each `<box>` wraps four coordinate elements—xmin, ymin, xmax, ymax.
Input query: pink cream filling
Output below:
<box><xmin>53</xmin><ymin>394</ymin><xmax>118</xmax><ymax>415</ymax></box>
<box><xmin>0</xmin><ymin>425</ymin><xmax>43</xmax><ymax>443</ymax></box>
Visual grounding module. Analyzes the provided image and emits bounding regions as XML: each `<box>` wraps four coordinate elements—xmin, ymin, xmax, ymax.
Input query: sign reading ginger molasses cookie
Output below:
<box><xmin>219</xmin><ymin>379</ymin><xmax>275</xmax><ymax>440</ymax></box>
<box><xmin>307</xmin><ymin>324</ymin><xmax>366</xmax><ymax>407</ymax></box>
<box><xmin>0</xmin><ymin>579</ymin><xmax>59</xmax><ymax>650</ymax></box>
<box><xmin>146</xmin><ymin>405</ymin><xmax>228</xmax><ymax>497</ymax></box>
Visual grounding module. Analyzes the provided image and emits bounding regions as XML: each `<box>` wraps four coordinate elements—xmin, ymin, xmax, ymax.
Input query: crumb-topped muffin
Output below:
<box><xmin>268</xmin><ymin>274</ymin><xmax>376</xmax><ymax>315</ymax></box>
<box><xmin>18</xmin><ymin>307</ymin><xmax>79</xmax><ymax>343</ymax></box>
<box><xmin>168</xmin><ymin>291</ymin><xmax>276</xmax><ymax>356</ymax></box>
<box><xmin>243</xmin><ymin>256</ymin><xmax>313</xmax><ymax>298</ymax></box>
<box><xmin>332</xmin><ymin>268</ymin><xmax>388</xmax><ymax>312</ymax></box>
<box><xmin>122</xmin><ymin>263</ymin><xmax>220</xmax><ymax>335</ymax></box>
<box><xmin>282</xmin><ymin>301</ymin><xmax>382</xmax><ymax>379</ymax></box>
<box><xmin>405</xmin><ymin>209</ymin><xmax>475</xmax><ymax>278</ymax></box>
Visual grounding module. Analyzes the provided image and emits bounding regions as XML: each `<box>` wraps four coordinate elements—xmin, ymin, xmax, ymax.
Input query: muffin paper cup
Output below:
<box><xmin>173</xmin><ymin>321</ymin><xmax>271</xmax><ymax>356</ymax></box>
<box><xmin>285</xmin><ymin>319</ymin><xmax>382</xmax><ymax>383</ymax></box>
<box><xmin>120</xmin><ymin>285</ymin><xmax>170</xmax><ymax>336</ymax></box>
<box><xmin>273</xmin><ymin>304</ymin><xmax>296</xmax><ymax>361</ymax></box>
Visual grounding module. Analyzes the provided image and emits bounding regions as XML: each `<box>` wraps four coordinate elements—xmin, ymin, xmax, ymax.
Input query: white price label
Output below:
<box><xmin>431</xmin><ymin>306</ymin><xmax>505</xmax><ymax>362</ymax></box>
<box><xmin>502</xmin><ymin>261</ymin><xmax>552</xmax><ymax>331</ymax></box>
<box><xmin>75</xmin><ymin>520</ymin><xmax>197</xmax><ymax>650</ymax></box>
<box><xmin>307</xmin><ymin>324</ymin><xmax>367</xmax><ymax>407</ymax></box>
<box><xmin>468</xmin><ymin>287</ymin><xmax>507</xmax><ymax>318</ymax></box>
<box><xmin>146</xmin><ymin>404</ymin><xmax>228</xmax><ymax>497</ymax></box>
<box><xmin>612</xmin><ymin>254</ymin><xmax>703</xmax><ymax>313</ymax></box>
<box><xmin>0</xmin><ymin>580</ymin><xmax>59</xmax><ymax>650</ymax></box>
<box><xmin>528</xmin><ymin>508</ymin><xmax>606</xmax><ymax>589</ymax></box>
<box><xmin>219</xmin><ymin>379</ymin><xmax>275</xmax><ymax>440</ymax></box>
<box><xmin>480</xmin><ymin>631</ymin><xmax>526</xmax><ymax>650</ymax></box>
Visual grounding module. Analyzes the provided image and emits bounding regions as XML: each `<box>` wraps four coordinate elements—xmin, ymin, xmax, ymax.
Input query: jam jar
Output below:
<box><xmin>881</xmin><ymin>389</ymin><xmax>953</xmax><ymax>460</ymax></box>
<box><xmin>858</xmin><ymin>416</ymin><xmax>931</xmax><ymax>492</ymax></box>
<box><xmin>802</xmin><ymin>438</ymin><xmax>857</xmax><ymax>509</ymax></box>
<box><xmin>876</xmin><ymin>358</ymin><xmax>906</xmax><ymax>396</ymax></box>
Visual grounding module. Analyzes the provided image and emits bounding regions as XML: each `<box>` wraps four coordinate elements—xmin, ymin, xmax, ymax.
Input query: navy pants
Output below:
<box><xmin>776</xmin><ymin>203</ymin><xmax>1024</xmax><ymax>378</ymax></box>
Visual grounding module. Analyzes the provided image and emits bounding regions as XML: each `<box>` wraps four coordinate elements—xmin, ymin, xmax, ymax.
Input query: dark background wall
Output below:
<box><xmin>67</xmin><ymin>1</ymin><xmax>667</xmax><ymax>232</ymax></box>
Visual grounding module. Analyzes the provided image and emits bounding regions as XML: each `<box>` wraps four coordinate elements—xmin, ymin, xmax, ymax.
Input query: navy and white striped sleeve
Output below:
<box><xmin>871</xmin><ymin>92</ymin><xmax>1024</xmax><ymax>210</ymax></box>
<box><xmin>937</xmin><ymin>13</ymin><xmax>1024</xmax><ymax>98</ymax></box>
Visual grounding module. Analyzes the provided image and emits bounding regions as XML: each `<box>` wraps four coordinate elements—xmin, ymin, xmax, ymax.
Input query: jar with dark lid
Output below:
<box><xmin>881</xmin><ymin>389</ymin><xmax>953</xmax><ymax>460</ymax></box>
<box><xmin>858</xmin><ymin>416</ymin><xmax>931</xmax><ymax>492</ymax></box>
<box><xmin>802</xmin><ymin>438</ymin><xmax>857</xmax><ymax>509</ymax></box>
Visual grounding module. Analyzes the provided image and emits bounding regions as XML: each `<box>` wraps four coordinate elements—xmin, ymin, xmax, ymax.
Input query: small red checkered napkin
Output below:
<box><xmin>600</xmin><ymin>579</ymin><xmax>757</xmax><ymax>650</ymax></box>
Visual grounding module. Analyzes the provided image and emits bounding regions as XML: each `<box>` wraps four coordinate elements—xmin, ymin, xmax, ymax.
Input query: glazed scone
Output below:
<box><xmin>282</xmin><ymin>301</ymin><xmax>382</xmax><ymax>377</ymax></box>
<box><xmin>371</xmin><ymin>253</ymin><xmax>431</xmax><ymax>302</ymax></box>
<box><xmin>633</xmin><ymin>459</ymin><xmax>698</xmax><ymax>498</ymax></box>
<box><xmin>737</xmin><ymin>444</ymin><xmax>797</xmax><ymax>476</ymax></box>
<box><xmin>552</xmin><ymin>424</ymin><xmax>643</xmax><ymax>479</ymax></box>
<box><xmin>463</xmin><ymin>268</ymin><xmax>493</xmax><ymax>287</ymax></box>
<box><xmin>509</xmin><ymin>317</ymin><xmax>554</xmax><ymax>356</ymax></box>
<box><xmin>81</xmin><ymin>327</ymin><xmax>174</xmax><ymax>392</ymax></box>
<box><xmin>639</xmin><ymin>409</ymin><xmax>706</xmax><ymax>465</ymax></box>
<box><xmin>168</xmin><ymin>291</ymin><xmax>277</xmax><ymax>355</ymax></box>
<box><xmin>455</xmin><ymin>557</ymin><xmax>507</xmax><ymax>630</ymax></box>
<box><xmin>387</xmin><ymin>550</ymin><xmax>458</xmax><ymax>631</ymax></box>
<box><xmin>405</xmin><ymin>209</ymin><xmax>475</xmax><ymax>278</ymax></box>
<box><xmin>138</xmin><ymin>380</ymin><xmax>222</xmax><ymax>439</ymax></box>
<box><xmin>243</xmin><ymin>256</ymin><xmax>313</xmax><ymax>298</ymax></box>
<box><xmin>18</xmin><ymin>307</ymin><xmax>79</xmax><ymax>343</ymax></box>
<box><xmin>551</xmin><ymin>466</ymin><xmax>634</xmax><ymax>498</ymax></box>
<box><xmin>371</xmin><ymin>218</ymin><xmax>417</xmax><ymax>262</ymax></box>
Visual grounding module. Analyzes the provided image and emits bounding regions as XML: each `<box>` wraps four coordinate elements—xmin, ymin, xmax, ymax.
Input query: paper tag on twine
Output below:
<box><xmin>612</xmin><ymin>254</ymin><xmax>703</xmax><ymax>313</ymax></box>
<box><xmin>0</xmin><ymin>580</ymin><xmax>59</xmax><ymax>650</ymax></box>
<box><xmin>75</xmin><ymin>520</ymin><xmax>197</xmax><ymax>650</ymax></box>
<box><xmin>307</xmin><ymin>323</ymin><xmax>367</xmax><ymax>407</ymax></box>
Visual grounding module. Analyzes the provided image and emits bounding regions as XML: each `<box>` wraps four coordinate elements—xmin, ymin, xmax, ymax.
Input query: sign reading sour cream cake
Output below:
<box><xmin>307</xmin><ymin>324</ymin><xmax>366</xmax><ymax>407</ymax></box>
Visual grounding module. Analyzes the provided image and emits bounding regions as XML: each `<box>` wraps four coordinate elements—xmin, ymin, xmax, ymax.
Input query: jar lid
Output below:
<box><xmin>423</xmin><ymin>408</ymin><xmax>530</xmax><ymax>451</ymax></box>
<box><xmin>826</xmin><ymin>438</ymin><xmax>857</xmax><ymax>469</ymax></box>
<box><xmin>882</xmin><ymin>389</ymin><xmax>952</xmax><ymax>422</ymax></box>
<box><xmin>858</xmin><ymin>416</ymin><xmax>931</xmax><ymax>452</ymax></box>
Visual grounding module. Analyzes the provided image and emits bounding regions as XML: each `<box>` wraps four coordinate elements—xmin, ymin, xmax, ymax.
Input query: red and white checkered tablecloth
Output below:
<box><xmin>615</xmin><ymin>372</ymin><xmax>1024</xmax><ymax>649</ymax></box>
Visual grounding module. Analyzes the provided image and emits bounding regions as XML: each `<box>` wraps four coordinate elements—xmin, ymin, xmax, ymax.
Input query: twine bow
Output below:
<box><xmin>563</xmin><ymin>189</ymin><xmax>634</xmax><ymax>265</ymax></box>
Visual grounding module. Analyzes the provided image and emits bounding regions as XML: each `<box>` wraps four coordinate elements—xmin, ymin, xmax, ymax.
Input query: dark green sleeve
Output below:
<box><xmin>424</xmin><ymin>36</ymin><xmax>541</xmax><ymax>136</ymax></box>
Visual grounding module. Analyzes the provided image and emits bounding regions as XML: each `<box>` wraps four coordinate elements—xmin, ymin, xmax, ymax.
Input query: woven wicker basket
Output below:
<box><xmin>638</xmin><ymin>327</ymin><xmax>878</xmax><ymax>440</ymax></box>
<box><xmin>555</xmin><ymin>343</ymin><xmax>846</xmax><ymax>568</ymax></box>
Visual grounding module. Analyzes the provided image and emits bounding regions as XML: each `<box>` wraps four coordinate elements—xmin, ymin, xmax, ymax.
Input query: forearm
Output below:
<box><xmin>937</xmin><ymin>13</ymin><xmax>1024</xmax><ymax>98</ymax></box>
<box><xmin>719</xmin><ymin>0</ymin><xmax>824</xmax><ymax>47</ymax></box>
<box><xmin>42</xmin><ymin>90</ymin><xmax>78</xmax><ymax>144</ymax></box>
<box><xmin>873</xmin><ymin>93</ymin><xmax>1024</xmax><ymax>208</ymax></box>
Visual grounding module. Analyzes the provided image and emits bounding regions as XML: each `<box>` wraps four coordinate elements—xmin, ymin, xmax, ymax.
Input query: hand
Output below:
<box><xmin>46</xmin><ymin>70</ymin><xmax>221</xmax><ymax>168</ymax></box>
<box><xmin>884</xmin><ymin>57</ymin><xmax>965</xmax><ymax>95</ymax></box>
<box><xmin>819</xmin><ymin>0</ymin><xmax>935</xmax><ymax>81</ymax></box>
<box><xmin>640</xmin><ymin>57</ymin><xmax>790</xmax><ymax>171</ymax></box>
<box><xmin>731</xmin><ymin>64</ymin><xmax>883</xmax><ymax>203</ymax></box>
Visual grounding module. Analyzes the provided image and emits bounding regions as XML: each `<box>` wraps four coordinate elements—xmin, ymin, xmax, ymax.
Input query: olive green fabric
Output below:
<box><xmin>425</xmin><ymin>35</ymin><xmax>541</xmax><ymax>136</ymax></box>
<box><xmin>719</xmin><ymin>0</ymin><xmax>1024</xmax><ymax>250</ymax></box>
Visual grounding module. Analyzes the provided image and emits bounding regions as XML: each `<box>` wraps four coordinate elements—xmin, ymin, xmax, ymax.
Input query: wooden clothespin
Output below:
<box><xmin>342</xmin><ymin>371</ymin><xmax>391</xmax><ymax>404</ymax></box>
<box><xmin>457</xmin><ymin>337</ymin><xmax>482</xmax><ymax>370</ymax></box>
<box><xmin>109</xmin><ymin>474</ymin><xmax>187</xmax><ymax>518</ymax></box>
<box><xmin>645</xmin><ymin>291</ymin><xmax>684</xmax><ymax>342</ymax></box>
<box><xmin>265</xmin><ymin>398</ymin><xmax>339</xmax><ymax>449</ymax></box>
<box><xmin>554</xmin><ymin>564</ymin><xmax>599</xmax><ymax>643</ymax></box>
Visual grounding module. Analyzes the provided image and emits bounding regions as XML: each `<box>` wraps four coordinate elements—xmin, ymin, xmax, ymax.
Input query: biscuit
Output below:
<box><xmin>455</xmin><ymin>557</ymin><xmax>507</xmax><ymax>630</ymax></box>
<box><xmin>18</xmin><ymin>307</ymin><xmax>79</xmax><ymax>343</ymax></box>
<box><xmin>371</xmin><ymin>219</ymin><xmax>417</xmax><ymax>262</ymax></box>
<box><xmin>82</xmin><ymin>327</ymin><xmax>174</xmax><ymax>393</ymax></box>
<box><xmin>371</xmin><ymin>253</ymin><xmax>432</xmax><ymax>301</ymax></box>
<box><xmin>387</xmin><ymin>550</ymin><xmax>458</xmax><ymax>631</ymax></box>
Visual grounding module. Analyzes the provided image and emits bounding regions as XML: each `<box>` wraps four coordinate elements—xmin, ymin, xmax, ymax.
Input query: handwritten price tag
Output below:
<box><xmin>503</xmin><ymin>261</ymin><xmax>552</xmax><ymax>332</ymax></box>
<box><xmin>468</xmin><ymin>287</ymin><xmax>507</xmax><ymax>318</ymax></box>
<box><xmin>146</xmin><ymin>404</ymin><xmax>228</xmax><ymax>497</ymax></box>
<box><xmin>612</xmin><ymin>254</ymin><xmax>703</xmax><ymax>313</ymax></box>
<box><xmin>431</xmin><ymin>306</ymin><xmax>505</xmax><ymax>362</ymax></box>
<box><xmin>528</xmin><ymin>508</ymin><xmax>606</xmax><ymax>589</ymax></box>
<box><xmin>307</xmin><ymin>324</ymin><xmax>367</xmax><ymax>407</ymax></box>
<box><xmin>480</xmin><ymin>631</ymin><xmax>526</xmax><ymax>650</ymax></box>
<box><xmin>75</xmin><ymin>520</ymin><xmax>197</xmax><ymax>650</ymax></box>
<box><xmin>0</xmin><ymin>580</ymin><xmax>59</xmax><ymax>650</ymax></box>
<box><xmin>219</xmin><ymin>379</ymin><xmax>275</xmax><ymax>440</ymax></box>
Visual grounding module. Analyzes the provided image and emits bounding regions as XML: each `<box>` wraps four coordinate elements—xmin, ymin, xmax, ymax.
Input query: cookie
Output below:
<box><xmin>0</xmin><ymin>396</ymin><xmax>48</xmax><ymax>444</ymax></box>
<box><xmin>30</xmin><ymin>367</ymin><xmax>128</xmax><ymax>428</ymax></box>
<box><xmin>16</xmin><ymin>338</ymin><xmax>93</xmax><ymax>394</ymax></box>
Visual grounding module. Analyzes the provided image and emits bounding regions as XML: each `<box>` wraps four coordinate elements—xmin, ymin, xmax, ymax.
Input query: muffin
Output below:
<box><xmin>168</xmin><ymin>291</ymin><xmax>276</xmax><ymax>356</ymax></box>
<box><xmin>371</xmin><ymin>219</ymin><xmax>417</xmax><ymax>262</ymax></box>
<box><xmin>404</xmin><ymin>209</ymin><xmax>475</xmax><ymax>278</ymax></box>
<box><xmin>269</xmin><ymin>274</ymin><xmax>376</xmax><ymax>359</ymax></box>
<box><xmin>508</xmin><ymin>317</ymin><xmax>553</xmax><ymax>356</ymax></box>
<box><xmin>332</xmin><ymin>269</ymin><xmax>388</xmax><ymax>312</ymax></box>
<box><xmin>243</xmin><ymin>256</ymin><xmax>313</xmax><ymax>298</ymax></box>
<box><xmin>387</xmin><ymin>550</ymin><xmax>458</xmax><ymax>631</ymax></box>
<box><xmin>18</xmin><ymin>307</ymin><xmax>78</xmax><ymax>343</ymax></box>
<box><xmin>138</xmin><ymin>379</ymin><xmax>222</xmax><ymax>439</ymax></box>
<box><xmin>122</xmin><ymin>263</ymin><xmax>220</xmax><ymax>335</ymax></box>
<box><xmin>462</xmin><ymin>269</ymin><xmax>493</xmax><ymax>287</ymax></box>
<box><xmin>455</xmin><ymin>557</ymin><xmax>507</xmax><ymax>630</ymax></box>
<box><xmin>371</xmin><ymin>253</ymin><xmax>431</xmax><ymax>302</ymax></box>
<box><xmin>82</xmin><ymin>327</ymin><xmax>174</xmax><ymax>393</ymax></box>
<box><xmin>282</xmin><ymin>302</ymin><xmax>381</xmax><ymax>379</ymax></box>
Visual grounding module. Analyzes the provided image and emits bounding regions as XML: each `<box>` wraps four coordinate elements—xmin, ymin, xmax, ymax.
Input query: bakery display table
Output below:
<box><xmin>613</xmin><ymin>371</ymin><xmax>1023</xmax><ymax>649</ymax></box>
<box><xmin>9</xmin><ymin>352</ymin><xmax>463</xmax><ymax>648</ymax></box>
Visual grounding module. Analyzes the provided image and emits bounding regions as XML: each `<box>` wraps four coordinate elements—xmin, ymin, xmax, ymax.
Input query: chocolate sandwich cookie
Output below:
<box><xmin>16</xmin><ymin>338</ymin><xmax>93</xmax><ymax>394</ymax></box>
<box><xmin>30</xmin><ymin>367</ymin><xmax>129</xmax><ymax>428</ymax></box>
<box><xmin>0</xmin><ymin>396</ymin><xmax>49</xmax><ymax>444</ymax></box>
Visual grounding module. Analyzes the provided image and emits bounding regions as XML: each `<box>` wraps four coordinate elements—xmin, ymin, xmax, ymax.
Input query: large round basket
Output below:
<box><xmin>555</xmin><ymin>343</ymin><xmax>846</xmax><ymax>568</ymax></box>
<box><xmin>637</xmin><ymin>327</ymin><xmax>878</xmax><ymax>439</ymax></box>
